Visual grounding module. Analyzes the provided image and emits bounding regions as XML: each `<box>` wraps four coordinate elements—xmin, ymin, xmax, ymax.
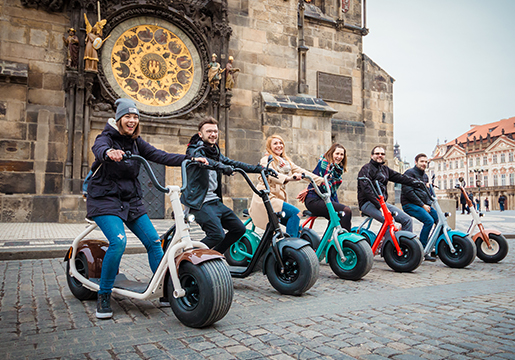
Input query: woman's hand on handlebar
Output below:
<box><xmin>106</xmin><ymin>149</ymin><xmax>125</xmax><ymax>162</ymax></box>
<box><xmin>192</xmin><ymin>157</ymin><xmax>209</xmax><ymax>165</ymax></box>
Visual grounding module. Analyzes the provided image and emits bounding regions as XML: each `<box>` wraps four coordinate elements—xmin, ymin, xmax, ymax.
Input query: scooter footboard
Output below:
<box><xmin>262</xmin><ymin>238</ymin><xmax>311</xmax><ymax>275</ymax></box>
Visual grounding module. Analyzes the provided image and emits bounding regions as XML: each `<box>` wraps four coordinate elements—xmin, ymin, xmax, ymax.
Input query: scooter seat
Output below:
<box><xmin>302</xmin><ymin>210</ymin><xmax>313</xmax><ymax>217</ymax></box>
<box><xmin>89</xmin><ymin>274</ymin><xmax>149</xmax><ymax>294</ymax></box>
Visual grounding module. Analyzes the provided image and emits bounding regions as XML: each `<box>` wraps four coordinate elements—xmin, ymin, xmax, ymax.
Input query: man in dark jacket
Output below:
<box><xmin>358</xmin><ymin>146</ymin><xmax>421</xmax><ymax>233</ymax></box>
<box><xmin>401</xmin><ymin>153</ymin><xmax>438</xmax><ymax>261</ymax></box>
<box><xmin>181</xmin><ymin>117</ymin><xmax>265</xmax><ymax>254</ymax></box>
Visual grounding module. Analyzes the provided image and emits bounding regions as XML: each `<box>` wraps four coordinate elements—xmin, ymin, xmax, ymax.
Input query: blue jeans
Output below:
<box><xmin>280</xmin><ymin>202</ymin><xmax>301</xmax><ymax>237</ymax></box>
<box><xmin>94</xmin><ymin>214</ymin><xmax>163</xmax><ymax>295</ymax></box>
<box><xmin>402</xmin><ymin>204</ymin><xmax>438</xmax><ymax>248</ymax></box>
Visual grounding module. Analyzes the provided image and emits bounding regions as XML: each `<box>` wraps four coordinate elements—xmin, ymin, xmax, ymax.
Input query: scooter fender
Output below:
<box><xmin>326</xmin><ymin>232</ymin><xmax>367</xmax><ymax>260</ymax></box>
<box><xmin>299</xmin><ymin>227</ymin><xmax>321</xmax><ymax>250</ymax></box>
<box><xmin>382</xmin><ymin>230</ymin><xmax>418</xmax><ymax>255</ymax></box>
<box><xmin>64</xmin><ymin>239</ymin><xmax>108</xmax><ymax>279</ymax></box>
<box><xmin>435</xmin><ymin>230</ymin><xmax>468</xmax><ymax>254</ymax></box>
<box><xmin>244</xmin><ymin>229</ymin><xmax>261</xmax><ymax>254</ymax></box>
<box><xmin>472</xmin><ymin>229</ymin><xmax>502</xmax><ymax>243</ymax></box>
<box><xmin>351</xmin><ymin>227</ymin><xmax>377</xmax><ymax>247</ymax></box>
<box><xmin>262</xmin><ymin>237</ymin><xmax>312</xmax><ymax>275</ymax></box>
<box><xmin>174</xmin><ymin>248</ymin><xmax>225</xmax><ymax>271</ymax></box>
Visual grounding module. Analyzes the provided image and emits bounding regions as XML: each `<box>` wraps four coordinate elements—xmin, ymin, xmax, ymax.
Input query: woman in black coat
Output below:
<box><xmin>87</xmin><ymin>98</ymin><xmax>206</xmax><ymax>319</ymax></box>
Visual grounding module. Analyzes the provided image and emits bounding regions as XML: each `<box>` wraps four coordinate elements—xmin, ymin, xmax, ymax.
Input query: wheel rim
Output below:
<box><xmin>176</xmin><ymin>273</ymin><xmax>200</xmax><ymax>310</ymax></box>
<box><xmin>229</xmin><ymin>240</ymin><xmax>250</xmax><ymax>262</ymax></box>
<box><xmin>480</xmin><ymin>239</ymin><xmax>500</xmax><ymax>256</ymax></box>
<box><xmin>336</xmin><ymin>247</ymin><xmax>357</xmax><ymax>270</ymax></box>
<box><xmin>70</xmin><ymin>256</ymin><xmax>88</xmax><ymax>286</ymax></box>
<box><xmin>277</xmin><ymin>255</ymin><xmax>300</xmax><ymax>283</ymax></box>
<box><xmin>446</xmin><ymin>242</ymin><xmax>465</xmax><ymax>259</ymax></box>
<box><xmin>391</xmin><ymin>243</ymin><xmax>412</xmax><ymax>264</ymax></box>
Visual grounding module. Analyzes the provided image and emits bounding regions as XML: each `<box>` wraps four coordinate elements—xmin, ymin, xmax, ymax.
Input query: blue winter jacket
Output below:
<box><xmin>86</xmin><ymin>119</ymin><xmax>187</xmax><ymax>221</ymax></box>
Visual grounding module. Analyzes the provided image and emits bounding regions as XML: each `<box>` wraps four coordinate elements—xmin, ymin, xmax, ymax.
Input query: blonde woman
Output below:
<box><xmin>248</xmin><ymin>135</ymin><xmax>323</xmax><ymax>237</ymax></box>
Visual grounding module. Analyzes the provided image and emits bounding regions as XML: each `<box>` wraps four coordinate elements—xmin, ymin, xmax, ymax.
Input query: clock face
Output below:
<box><xmin>101</xmin><ymin>17</ymin><xmax>203</xmax><ymax>115</ymax></box>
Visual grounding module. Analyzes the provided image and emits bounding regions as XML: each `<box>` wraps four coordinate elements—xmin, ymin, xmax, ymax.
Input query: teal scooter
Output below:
<box><xmin>226</xmin><ymin>174</ymin><xmax>374</xmax><ymax>281</ymax></box>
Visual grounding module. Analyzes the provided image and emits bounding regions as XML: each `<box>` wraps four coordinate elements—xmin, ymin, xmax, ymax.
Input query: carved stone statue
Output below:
<box><xmin>63</xmin><ymin>28</ymin><xmax>79</xmax><ymax>69</ymax></box>
<box><xmin>207</xmin><ymin>53</ymin><xmax>224</xmax><ymax>90</ymax></box>
<box><xmin>83</xmin><ymin>14</ymin><xmax>108</xmax><ymax>72</ymax></box>
<box><xmin>225</xmin><ymin>56</ymin><xmax>240</xmax><ymax>90</ymax></box>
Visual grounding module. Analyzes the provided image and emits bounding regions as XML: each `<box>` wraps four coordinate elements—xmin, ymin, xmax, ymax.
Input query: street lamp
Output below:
<box><xmin>474</xmin><ymin>168</ymin><xmax>484</xmax><ymax>211</ymax></box>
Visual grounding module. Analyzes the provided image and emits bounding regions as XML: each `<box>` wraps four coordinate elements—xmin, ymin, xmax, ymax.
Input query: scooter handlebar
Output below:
<box><xmin>122</xmin><ymin>152</ymin><xmax>170</xmax><ymax>194</ymax></box>
<box><xmin>302</xmin><ymin>173</ymin><xmax>331</xmax><ymax>200</ymax></box>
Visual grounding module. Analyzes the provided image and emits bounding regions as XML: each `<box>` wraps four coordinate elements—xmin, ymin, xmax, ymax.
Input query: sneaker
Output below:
<box><xmin>159</xmin><ymin>296</ymin><xmax>170</xmax><ymax>307</ymax></box>
<box><xmin>424</xmin><ymin>254</ymin><xmax>437</xmax><ymax>262</ymax></box>
<box><xmin>96</xmin><ymin>293</ymin><xmax>113</xmax><ymax>319</ymax></box>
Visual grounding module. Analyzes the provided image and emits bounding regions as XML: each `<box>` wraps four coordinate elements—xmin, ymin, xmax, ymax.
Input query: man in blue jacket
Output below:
<box><xmin>401</xmin><ymin>153</ymin><xmax>438</xmax><ymax>261</ymax></box>
<box><xmin>181</xmin><ymin>117</ymin><xmax>265</xmax><ymax>254</ymax></box>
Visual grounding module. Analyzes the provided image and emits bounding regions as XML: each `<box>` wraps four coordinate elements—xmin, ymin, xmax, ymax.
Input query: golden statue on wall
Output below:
<box><xmin>84</xmin><ymin>13</ymin><xmax>108</xmax><ymax>72</ymax></box>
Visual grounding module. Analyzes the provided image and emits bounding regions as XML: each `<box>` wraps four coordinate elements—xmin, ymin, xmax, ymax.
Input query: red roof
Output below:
<box><xmin>446</xmin><ymin>117</ymin><xmax>515</xmax><ymax>145</ymax></box>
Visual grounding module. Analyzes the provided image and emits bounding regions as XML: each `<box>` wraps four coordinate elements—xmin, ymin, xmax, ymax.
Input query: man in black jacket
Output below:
<box><xmin>181</xmin><ymin>117</ymin><xmax>264</xmax><ymax>254</ymax></box>
<box><xmin>358</xmin><ymin>146</ymin><xmax>420</xmax><ymax>233</ymax></box>
<box><xmin>401</xmin><ymin>153</ymin><xmax>438</xmax><ymax>261</ymax></box>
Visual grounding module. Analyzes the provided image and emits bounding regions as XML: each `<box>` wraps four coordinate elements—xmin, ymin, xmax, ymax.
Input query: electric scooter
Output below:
<box><xmin>456</xmin><ymin>178</ymin><xmax>509</xmax><ymax>262</ymax></box>
<box><xmin>417</xmin><ymin>178</ymin><xmax>476</xmax><ymax>268</ymax></box>
<box><xmin>351</xmin><ymin>177</ymin><xmax>424</xmax><ymax>272</ymax></box>
<box><xmin>298</xmin><ymin>173</ymin><xmax>374</xmax><ymax>280</ymax></box>
<box><xmin>64</xmin><ymin>154</ymin><xmax>233</xmax><ymax>328</ymax></box>
<box><xmin>172</xmin><ymin>155</ymin><xmax>320</xmax><ymax>295</ymax></box>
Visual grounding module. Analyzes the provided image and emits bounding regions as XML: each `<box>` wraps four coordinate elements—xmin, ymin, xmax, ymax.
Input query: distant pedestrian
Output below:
<box><xmin>499</xmin><ymin>194</ymin><xmax>507</xmax><ymax>211</ymax></box>
<box><xmin>475</xmin><ymin>198</ymin><xmax>480</xmax><ymax>211</ymax></box>
<box><xmin>460</xmin><ymin>192</ymin><xmax>470</xmax><ymax>214</ymax></box>
<box><xmin>484</xmin><ymin>197</ymin><xmax>489</xmax><ymax>212</ymax></box>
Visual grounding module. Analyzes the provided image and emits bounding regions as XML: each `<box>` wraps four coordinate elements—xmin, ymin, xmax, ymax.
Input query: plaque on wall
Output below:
<box><xmin>100</xmin><ymin>17</ymin><xmax>205</xmax><ymax>116</ymax></box>
<box><xmin>317</xmin><ymin>72</ymin><xmax>352</xmax><ymax>105</ymax></box>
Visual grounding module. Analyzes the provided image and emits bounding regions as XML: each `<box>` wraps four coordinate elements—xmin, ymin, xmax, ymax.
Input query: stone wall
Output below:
<box><xmin>0</xmin><ymin>0</ymin><xmax>69</xmax><ymax>221</ymax></box>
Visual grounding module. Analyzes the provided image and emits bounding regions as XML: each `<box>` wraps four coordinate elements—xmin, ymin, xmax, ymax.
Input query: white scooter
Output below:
<box><xmin>64</xmin><ymin>154</ymin><xmax>234</xmax><ymax>328</ymax></box>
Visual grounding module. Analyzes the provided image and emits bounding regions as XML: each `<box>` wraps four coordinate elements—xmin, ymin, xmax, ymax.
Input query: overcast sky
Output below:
<box><xmin>364</xmin><ymin>0</ymin><xmax>515</xmax><ymax>166</ymax></box>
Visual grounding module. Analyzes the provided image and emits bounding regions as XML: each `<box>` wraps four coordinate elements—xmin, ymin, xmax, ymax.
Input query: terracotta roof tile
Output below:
<box><xmin>446</xmin><ymin>117</ymin><xmax>515</xmax><ymax>145</ymax></box>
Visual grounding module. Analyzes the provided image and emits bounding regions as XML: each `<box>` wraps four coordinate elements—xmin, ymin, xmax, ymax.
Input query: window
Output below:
<box><xmin>501</xmin><ymin>154</ymin><xmax>506</xmax><ymax>163</ymax></box>
<box><xmin>501</xmin><ymin>174</ymin><xmax>506</xmax><ymax>186</ymax></box>
<box><xmin>483</xmin><ymin>156</ymin><xmax>487</xmax><ymax>165</ymax></box>
<box><xmin>470</xmin><ymin>177</ymin><xmax>474</xmax><ymax>187</ymax></box>
<box><xmin>438</xmin><ymin>180</ymin><xmax>441</xmax><ymax>189</ymax></box>
<box><xmin>494</xmin><ymin>174</ymin><xmax>498</xmax><ymax>186</ymax></box>
<box><xmin>509</xmin><ymin>152</ymin><xmax>514</xmax><ymax>162</ymax></box>
<box><xmin>449</xmin><ymin>162</ymin><xmax>453</xmax><ymax>170</ymax></box>
<box><xmin>455</xmin><ymin>160</ymin><xmax>458</xmax><ymax>169</ymax></box>
<box><xmin>443</xmin><ymin>180</ymin><xmax>447</xmax><ymax>190</ymax></box>
<box><xmin>475</xmin><ymin>157</ymin><xmax>480</xmax><ymax>166</ymax></box>
<box><xmin>510</xmin><ymin>173</ymin><xmax>514</xmax><ymax>186</ymax></box>
<box><xmin>493</xmin><ymin>154</ymin><xmax>497</xmax><ymax>164</ymax></box>
<box><xmin>438</xmin><ymin>163</ymin><xmax>441</xmax><ymax>171</ymax></box>
<box><xmin>469</xmin><ymin>158</ymin><xmax>473</xmax><ymax>167</ymax></box>
<box><xmin>460</xmin><ymin>159</ymin><xmax>464</xmax><ymax>168</ymax></box>
<box><xmin>484</xmin><ymin>175</ymin><xmax>488</xmax><ymax>187</ymax></box>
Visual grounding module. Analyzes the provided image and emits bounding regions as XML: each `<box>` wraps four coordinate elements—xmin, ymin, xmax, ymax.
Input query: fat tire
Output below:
<box><xmin>66</xmin><ymin>252</ymin><xmax>97</xmax><ymax>300</ymax></box>
<box><xmin>438</xmin><ymin>234</ymin><xmax>476</xmax><ymax>268</ymax></box>
<box><xmin>383</xmin><ymin>236</ymin><xmax>424</xmax><ymax>272</ymax></box>
<box><xmin>224</xmin><ymin>236</ymin><xmax>253</xmax><ymax>267</ymax></box>
<box><xmin>328</xmin><ymin>240</ymin><xmax>374</xmax><ymax>280</ymax></box>
<box><xmin>476</xmin><ymin>233</ymin><xmax>509</xmax><ymax>263</ymax></box>
<box><xmin>168</xmin><ymin>259</ymin><xmax>233</xmax><ymax>328</ymax></box>
<box><xmin>265</xmin><ymin>246</ymin><xmax>319</xmax><ymax>296</ymax></box>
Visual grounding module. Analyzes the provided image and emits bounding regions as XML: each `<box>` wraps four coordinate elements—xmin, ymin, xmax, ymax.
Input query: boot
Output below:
<box><xmin>96</xmin><ymin>293</ymin><xmax>113</xmax><ymax>319</ymax></box>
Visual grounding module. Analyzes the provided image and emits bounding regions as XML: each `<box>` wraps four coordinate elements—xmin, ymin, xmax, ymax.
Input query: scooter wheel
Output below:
<box><xmin>383</xmin><ymin>236</ymin><xmax>424</xmax><ymax>272</ymax></box>
<box><xmin>265</xmin><ymin>246</ymin><xmax>319</xmax><ymax>296</ymax></box>
<box><xmin>168</xmin><ymin>259</ymin><xmax>233</xmax><ymax>328</ymax></box>
<box><xmin>438</xmin><ymin>234</ymin><xmax>476</xmax><ymax>268</ymax></box>
<box><xmin>224</xmin><ymin>236</ymin><xmax>253</xmax><ymax>267</ymax></box>
<box><xmin>66</xmin><ymin>252</ymin><xmax>97</xmax><ymax>300</ymax></box>
<box><xmin>328</xmin><ymin>240</ymin><xmax>374</xmax><ymax>281</ymax></box>
<box><xmin>476</xmin><ymin>233</ymin><xmax>508</xmax><ymax>263</ymax></box>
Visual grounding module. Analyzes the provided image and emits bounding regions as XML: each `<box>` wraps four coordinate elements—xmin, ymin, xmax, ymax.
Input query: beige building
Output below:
<box><xmin>1</xmin><ymin>0</ymin><xmax>395</xmax><ymax>222</ymax></box>
<box><xmin>429</xmin><ymin>117</ymin><xmax>515</xmax><ymax>211</ymax></box>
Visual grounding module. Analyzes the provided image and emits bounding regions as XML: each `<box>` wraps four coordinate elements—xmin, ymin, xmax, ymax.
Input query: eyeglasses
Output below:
<box><xmin>373</xmin><ymin>152</ymin><xmax>385</xmax><ymax>156</ymax></box>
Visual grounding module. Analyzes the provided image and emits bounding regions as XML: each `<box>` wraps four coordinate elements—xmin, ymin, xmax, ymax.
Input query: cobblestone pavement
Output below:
<box><xmin>1</xmin><ymin>233</ymin><xmax>514</xmax><ymax>359</ymax></box>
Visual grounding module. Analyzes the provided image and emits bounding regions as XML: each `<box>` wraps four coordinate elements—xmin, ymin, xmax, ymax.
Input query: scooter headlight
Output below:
<box><xmin>444</xmin><ymin>212</ymin><xmax>451</xmax><ymax>218</ymax></box>
<box><xmin>277</xmin><ymin>211</ymin><xmax>286</xmax><ymax>219</ymax></box>
<box><xmin>186</xmin><ymin>214</ymin><xmax>195</xmax><ymax>223</ymax></box>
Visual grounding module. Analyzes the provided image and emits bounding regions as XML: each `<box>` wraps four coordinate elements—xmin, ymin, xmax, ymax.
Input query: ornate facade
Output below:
<box><xmin>429</xmin><ymin>117</ymin><xmax>515</xmax><ymax>211</ymax></box>
<box><xmin>1</xmin><ymin>0</ymin><xmax>395</xmax><ymax>222</ymax></box>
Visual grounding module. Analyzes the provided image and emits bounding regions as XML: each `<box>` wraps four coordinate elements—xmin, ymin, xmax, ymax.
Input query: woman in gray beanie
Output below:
<box><xmin>86</xmin><ymin>98</ymin><xmax>207</xmax><ymax>319</ymax></box>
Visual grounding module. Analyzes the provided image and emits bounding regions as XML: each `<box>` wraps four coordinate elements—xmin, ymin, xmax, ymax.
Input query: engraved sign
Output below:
<box><xmin>317</xmin><ymin>72</ymin><xmax>352</xmax><ymax>104</ymax></box>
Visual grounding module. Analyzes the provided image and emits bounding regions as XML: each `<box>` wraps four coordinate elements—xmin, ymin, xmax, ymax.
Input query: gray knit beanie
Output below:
<box><xmin>115</xmin><ymin>98</ymin><xmax>139</xmax><ymax>121</ymax></box>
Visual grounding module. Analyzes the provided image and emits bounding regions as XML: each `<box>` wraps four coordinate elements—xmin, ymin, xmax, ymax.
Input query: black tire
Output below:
<box><xmin>383</xmin><ymin>236</ymin><xmax>424</xmax><ymax>272</ymax></box>
<box><xmin>438</xmin><ymin>234</ymin><xmax>476</xmax><ymax>268</ymax></box>
<box><xmin>168</xmin><ymin>259</ymin><xmax>233</xmax><ymax>328</ymax></box>
<box><xmin>476</xmin><ymin>233</ymin><xmax>509</xmax><ymax>263</ymax></box>
<box><xmin>264</xmin><ymin>246</ymin><xmax>319</xmax><ymax>295</ymax></box>
<box><xmin>66</xmin><ymin>252</ymin><xmax>97</xmax><ymax>300</ymax></box>
<box><xmin>328</xmin><ymin>240</ymin><xmax>374</xmax><ymax>280</ymax></box>
<box><xmin>224</xmin><ymin>236</ymin><xmax>254</xmax><ymax>267</ymax></box>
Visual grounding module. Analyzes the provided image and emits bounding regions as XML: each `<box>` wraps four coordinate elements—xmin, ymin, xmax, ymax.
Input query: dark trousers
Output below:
<box><xmin>191</xmin><ymin>199</ymin><xmax>246</xmax><ymax>254</ymax></box>
<box><xmin>305</xmin><ymin>196</ymin><xmax>352</xmax><ymax>231</ymax></box>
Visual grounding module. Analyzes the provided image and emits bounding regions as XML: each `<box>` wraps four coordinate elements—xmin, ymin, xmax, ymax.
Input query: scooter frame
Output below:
<box><xmin>64</xmin><ymin>155</ymin><xmax>232</xmax><ymax>327</ymax></box>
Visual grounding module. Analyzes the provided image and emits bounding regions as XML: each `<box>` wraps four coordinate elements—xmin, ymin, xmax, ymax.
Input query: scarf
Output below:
<box><xmin>188</xmin><ymin>134</ymin><xmax>220</xmax><ymax>160</ymax></box>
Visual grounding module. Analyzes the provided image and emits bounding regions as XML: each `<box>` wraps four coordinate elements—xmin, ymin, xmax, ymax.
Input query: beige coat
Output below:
<box><xmin>248</xmin><ymin>155</ymin><xmax>323</xmax><ymax>230</ymax></box>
